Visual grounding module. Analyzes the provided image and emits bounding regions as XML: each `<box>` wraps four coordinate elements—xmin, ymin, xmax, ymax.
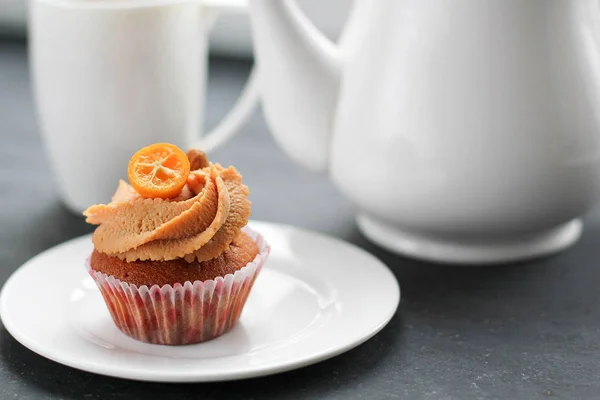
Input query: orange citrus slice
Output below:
<box><xmin>127</xmin><ymin>143</ymin><xmax>190</xmax><ymax>199</ymax></box>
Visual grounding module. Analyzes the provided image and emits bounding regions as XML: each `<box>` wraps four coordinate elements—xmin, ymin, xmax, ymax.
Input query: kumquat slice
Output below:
<box><xmin>127</xmin><ymin>143</ymin><xmax>190</xmax><ymax>199</ymax></box>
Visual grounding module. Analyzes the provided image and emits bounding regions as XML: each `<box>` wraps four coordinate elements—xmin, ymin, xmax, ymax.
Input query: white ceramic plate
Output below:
<box><xmin>0</xmin><ymin>221</ymin><xmax>400</xmax><ymax>382</ymax></box>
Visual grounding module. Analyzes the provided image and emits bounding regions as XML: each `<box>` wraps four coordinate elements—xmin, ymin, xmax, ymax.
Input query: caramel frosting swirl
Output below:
<box><xmin>83</xmin><ymin>162</ymin><xmax>251</xmax><ymax>263</ymax></box>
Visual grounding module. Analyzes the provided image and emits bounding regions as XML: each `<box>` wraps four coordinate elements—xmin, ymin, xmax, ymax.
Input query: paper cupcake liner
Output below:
<box><xmin>86</xmin><ymin>227</ymin><xmax>270</xmax><ymax>345</ymax></box>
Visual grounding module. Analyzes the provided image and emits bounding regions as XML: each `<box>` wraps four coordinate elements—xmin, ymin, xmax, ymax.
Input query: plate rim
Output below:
<box><xmin>0</xmin><ymin>220</ymin><xmax>400</xmax><ymax>382</ymax></box>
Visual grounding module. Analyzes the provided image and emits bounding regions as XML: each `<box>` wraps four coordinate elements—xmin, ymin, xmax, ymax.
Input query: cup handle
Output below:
<box><xmin>197</xmin><ymin>0</ymin><xmax>258</xmax><ymax>153</ymax></box>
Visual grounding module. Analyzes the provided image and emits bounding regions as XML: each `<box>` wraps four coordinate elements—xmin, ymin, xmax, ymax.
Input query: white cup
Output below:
<box><xmin>29</xmin><ymin>0</ymin><xmax>258</xmax><ymax>213</ymax></box>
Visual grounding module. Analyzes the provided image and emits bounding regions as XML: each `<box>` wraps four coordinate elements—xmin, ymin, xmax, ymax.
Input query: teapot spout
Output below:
<box><xmin>248</xmin><ymin>0</ymin><xmax>341</xmax><ymax>171</ymax></box>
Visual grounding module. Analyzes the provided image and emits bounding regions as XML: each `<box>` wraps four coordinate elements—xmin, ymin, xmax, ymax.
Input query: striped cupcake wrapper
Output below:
<box><xmin>87</xmin><ymin>226</ymin><xmax>270</xmax><ymax>345</ymax></box>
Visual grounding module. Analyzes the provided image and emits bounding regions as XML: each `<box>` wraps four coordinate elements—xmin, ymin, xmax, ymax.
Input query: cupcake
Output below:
<box><xmin>83</xmin><ymin>143</ymin><xmax>269</xmax><ymax>345</ymax></box>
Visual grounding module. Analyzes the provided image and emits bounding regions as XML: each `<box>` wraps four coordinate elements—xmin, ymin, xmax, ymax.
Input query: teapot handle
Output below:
<box><xmin>196</xmin><ymin>0</ymin><xmax>259</xmax><ymax>153</ymax></box>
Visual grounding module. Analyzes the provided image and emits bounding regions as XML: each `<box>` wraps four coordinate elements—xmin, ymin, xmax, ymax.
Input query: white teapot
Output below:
<box><xmin>247</xmin><ymin>0</ymin><xmax>600</xmax><ymax>264</ymax></box>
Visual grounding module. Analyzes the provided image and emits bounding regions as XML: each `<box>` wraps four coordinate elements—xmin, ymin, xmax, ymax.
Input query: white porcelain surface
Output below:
<box><xmin>357</xmin><ymin>214</ymin><xmax>583</xmax><ymax>265</ymax></box>
<box><xmin>30</xmin><ymin>0</ymin><xmax>259</xmax><ymax>214</ymax></box>
<box><xmin>248</xmin><ymin>0</ymin><xmax>600</xmax><ymax>263</ymax></box>
<box><xmin>0</xmin><ymin>221</ymin><xmax>400</xmax><ymax>382</ymax></box>
<box><xmin>0</xmin><ymin>0</ymin><xmax>352</xmax><ymax>58</ymax></box>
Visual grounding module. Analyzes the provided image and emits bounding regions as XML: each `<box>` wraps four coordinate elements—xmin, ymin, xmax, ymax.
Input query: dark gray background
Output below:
<box><xmin>1</xmin><ymin>38</ymin><xmax>599</xmax><ymax>400</ymax></box>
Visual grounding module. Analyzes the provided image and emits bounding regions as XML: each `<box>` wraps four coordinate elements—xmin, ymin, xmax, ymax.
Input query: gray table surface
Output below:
<box><xmin>1</xmin><ymin>38</ymin><xmax>600</xmax><ymax>400</ymax></box>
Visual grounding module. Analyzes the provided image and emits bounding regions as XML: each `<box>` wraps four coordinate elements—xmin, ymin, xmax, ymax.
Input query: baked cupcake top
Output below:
<box><xmin>83</xmin><ymin>145</ymin><xmax>251</xmax><ymax>263</ymax></box>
